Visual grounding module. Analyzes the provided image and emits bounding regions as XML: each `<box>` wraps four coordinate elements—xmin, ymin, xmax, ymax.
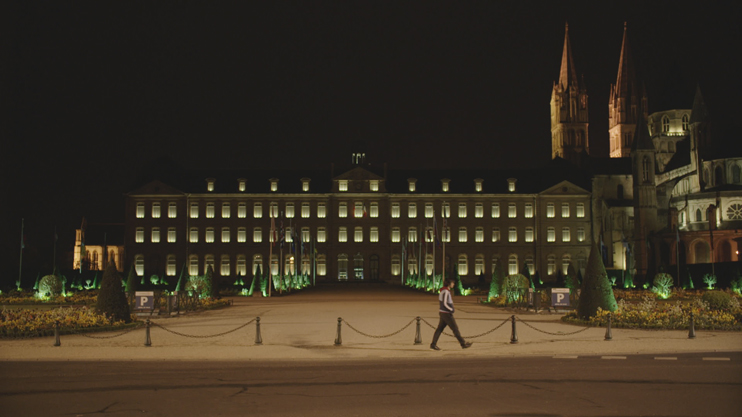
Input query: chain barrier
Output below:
<box><xmin>420</xmin><ymin>317</ymin><xmax>510</xmax><ymax>339</ymax></box>
<box><xmin>75</xmin><ymin>323</ymin><xmax>146</xmax><ymax>339</ymax></box>
<box><xmin>149</xmin><ymin>317</ymin><xmax>257</xmax><ymax>339</ymax></box>
<box><xmin>514</xmin><ymin>316</ymin><xmax>591</xmax><ymax>336</ymax></box>
<box><xmin>341</xmin><ymin>318</ymin><xmax>416</xmax><ymax>339</ymax></box>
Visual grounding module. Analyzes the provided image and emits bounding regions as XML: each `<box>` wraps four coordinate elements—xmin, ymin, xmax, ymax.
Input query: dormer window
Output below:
<box><xmin>441</xmin><ymin>179</ymin><xmax>450</xmax><ymax>192</ymax></box>
<box><xmin>507</xmin><ymin>178</ymin><xmax>517</xmax><ymax>192</ymax></box>
<box><xmin>370</xmin><ymin>180</ymin><xmax>379</xmax><ymax>192</ymax></box>
<box><xmin>301</xmin><ymin>178</ymin><xmax>310</xmax><ymax>192</ymax></box>
<box><xmin>662</xmin><ymin>116</ymin><xmax>670</xmax><ymax>133</ymax></box>
<box><xmin>206</xmin><ymin>178</ymin><xmax>215</xmax><ymax>192</ymax></box>
<box><xmin>408</xmin><ymin>178</ymin><xmax>417</xmax><ymax>192</ymax></box>
<box><xmin>682</xmin><ymin>114</ymin><xmax>689</xmax><ymax>131</ymax></box>
<box><xmin>270</xmin><ymin>178</ymin><xmax>279</xmax><ymax>192</ymax></box>
<box><xmin>474</xmin><ymin>179</ymin><xmax>483</xmax><ymax>192</ymax></box>
<box><xmin>339</xmin><ymin>180</ymin><xmax>348</xmax><ymax>192</ymax></box>
<box><xmin>238</xmin><ymin>179</ymin><xmax>246</xmax><ymax>192</ymax></box>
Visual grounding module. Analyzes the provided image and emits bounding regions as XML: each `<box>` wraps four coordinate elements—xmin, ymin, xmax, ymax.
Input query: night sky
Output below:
<box><xmin>3</xmin><ymin>1</ymin><xmax>740</xmax><ymax>285</ymax></box>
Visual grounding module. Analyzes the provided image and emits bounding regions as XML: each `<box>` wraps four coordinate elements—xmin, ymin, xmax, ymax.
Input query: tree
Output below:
<box><xmin>96</xmin><ymin>261</ymin><xmax>132</xmax><ymax>323</ymax></box>
<box><xmin>577</xmin><ymin>243</ymin><xmax>618</xmax><ymax>319</ymax></box>
<box><xmin>207</xmin><ymin>265</ymin><xmax>219</xmax><ymax>299</ymax></box>
<box><xmin>488</xmin><ymin>260</ymin><xmax>505</xmax><ymax>300</ymax></box>
<box><xmin>125</xmin><ymin>265</ymin><xmax>138</xmax><ymax>294</ymax></box>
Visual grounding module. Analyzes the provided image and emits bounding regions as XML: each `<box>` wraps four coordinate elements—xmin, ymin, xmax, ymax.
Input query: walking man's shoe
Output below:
<box><xmin>430</xmin><ymin>344</ymin><xmax>441</xmax><ymax>351</ymax></box>
<box><xmin>461</xmin><ymin>342</ymin><xmax>473</xmax><ymax>349</ymax></box>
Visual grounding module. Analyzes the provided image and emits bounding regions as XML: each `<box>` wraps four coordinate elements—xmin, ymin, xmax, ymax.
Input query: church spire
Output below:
<box><xmin>559</xmin><ymin>22</ymin><xmax>579</xmax><ymax>90</ymax></box>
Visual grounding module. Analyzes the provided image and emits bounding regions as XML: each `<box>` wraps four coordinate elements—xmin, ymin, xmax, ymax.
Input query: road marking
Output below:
<box><xmin>702</xmin><ymin>357</ymin><xmax>731</xmax><ymax>361</ymax></box>
<box><xmin>553</xmin><ymin>355</ymin><xmax>578</xmax><ymax>359</ymax></box>
<box><xmin>654</xmin><ymin>357</ymin><xmax>677</xmax><ymax>360</ymax></box>
<box><xmin>601</xmin><ymin>356</ymin><xmax>627</xmax><ymax>360</ymax></box>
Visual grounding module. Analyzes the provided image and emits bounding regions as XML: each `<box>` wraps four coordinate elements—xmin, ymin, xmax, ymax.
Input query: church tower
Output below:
<box><xmin>609</xmin><ymin>23</ymin><xmax>647</xmax><ymax>158</ymax></box>
<box><xmin>631</xmin><ymin>100</ymin><xmax>658</xmax><ymax>279</ymax></box>
<box><xmin>550</xmin><ymin>23</ymin><xmax>589</xmax><ymax>164</ymax></box>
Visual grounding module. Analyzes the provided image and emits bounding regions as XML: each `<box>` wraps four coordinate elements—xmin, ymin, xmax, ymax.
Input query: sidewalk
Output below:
<box><xmin>2</xmin><ymin>285</ymin><xmax>740</xmax><ymax>361</ymax></box>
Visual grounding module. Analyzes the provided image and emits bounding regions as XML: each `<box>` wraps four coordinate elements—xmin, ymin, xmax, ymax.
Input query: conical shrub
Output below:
<box><xmin>96</xmin><ymin>261</ymin><xmax>132</xmax><ymax>323</ymax></box>
<box><xmin>577</xmin><ymin>243</ymin><xmax>617</xmax><ymax>319</ymax></box>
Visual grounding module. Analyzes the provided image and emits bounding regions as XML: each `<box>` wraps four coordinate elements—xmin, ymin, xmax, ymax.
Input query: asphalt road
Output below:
<box><xmin>1</xmin><ymin>353</ymin><xmax>740</xmax><ymax>417</ymax></box>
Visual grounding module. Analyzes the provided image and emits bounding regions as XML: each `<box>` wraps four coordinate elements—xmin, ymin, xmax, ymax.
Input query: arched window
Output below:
<box><xmin>562</xmin><ymin>254</ymin><xmax>571</xmax><ymax>276</ymax></box>
<box><xmin>391</xmin><ymin>255</ymin><xmax>401</xmax><ymax>276</ymax></box>
<box><xmin>189</xmin><ymin>254</ymin><xmax>199</xmax><ymax>276</ymax></box>
<box><xmin>252</xmin><ymin>254</ymin><xmax>263</xmax><ymax>275</ymax></box>
<box><xmin>458</xmin><ymin>254</ymin><xmax>468</xmax><ymax>276</ymax></box>
<box><xmin>317</xmin><ymin>255</ymin><xmax>327</xmax><ymax>276</ymax></box>
<box><xmin>733</xmin><ymin>165</ymin><xmax>741</xmax><ymax>184</ymax></box>
<box><xmin>695</xmin><ymin>208</ymin><xmax>703</xmax><ymax>222</ymax></box>
<box><xmin>508</xmin><ymin>254</ymin><xmax>518</xmax><ymax>275</ymax></box>
<box><xmin>642</xmin><ymin>156</ymin><xmax>651</xmax><ymax>182</ymax></box>
<box><xmin>337</xmin><ymin>254</ymin><xmax>348</xmax><ymax>281</ymax></box>
<box><xmin>135</xmin><ymin>254</ymin><xmax>145</xmax><ymax>276</ymax></box>
<box><xmin>475</xmin><ymin>254</ymin><xmax>485</xmax><ymax>276</ymax></box>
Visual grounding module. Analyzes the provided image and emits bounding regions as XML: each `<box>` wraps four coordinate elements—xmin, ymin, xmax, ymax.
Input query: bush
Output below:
<box><xmin>95</xmin><ymin>262</ymin><xmax>131</xmax><ymax>323</ymax></box>
<box><xmin>38</xmin><ymin>274</ymin><xmax>63</xmax><ymax>298</ymax></box>
<box><xmin>651</xmin><ymin>273</ymin><xmax>673</xmax><ymax>299</ymax></box>
<box><xmin>577</xmin><ymin>243</ymin><xmax>617</xmax><ymax>319</ymax></box>
<box><xmin>503</xmin><ymin>274</ymin><xmax>529</xmax><ymax>303</ymax></box>
<box><xmin>702</xmin><ymin>291</ymin><xmax>734</xmax><ymax>310</ymax></box>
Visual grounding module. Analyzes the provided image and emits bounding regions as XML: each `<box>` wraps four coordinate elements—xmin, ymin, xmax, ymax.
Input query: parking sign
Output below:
<box><xmin>135</xmin><ymin>291</ymin><xmax>155</xmax><ymax>310</ymax></box>
<box><xmin>551</xmin><ymin>288</ymin><xmax>570</xmax><ymax>307</ymax></box>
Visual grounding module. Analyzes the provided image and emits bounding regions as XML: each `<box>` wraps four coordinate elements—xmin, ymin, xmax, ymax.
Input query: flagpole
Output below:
<box><xmin>53</xmin><ymin>225</ymin><xmax>57</xmax><ymax>272</ymax></box>
<box><xmin>312</xmin><ymin>237</ymin><xmax>316</xmax><ymax>286</ymax></box>
<box><xmin>676</xmin><ymin>227</ymin><xmax>681</xmax><ymax>288</ymax></box>
<box><xmin>442</xmin><ymin>203</ymin><xmax>447</xmax><ymax>285</ymax></box>
<box><xmin>269</xmin><ymin>214</ymin><xmax>273</xmax><ymax>297</ymax></box>
<box><xmin>18</xmin><ymin>218</ymin><xmax>24</xmax><ymax>289</ymax></box>
<box><xmin>401</xmin><ymin>237</ymin><xmax>405</xmax><ymax>285</ymax></box>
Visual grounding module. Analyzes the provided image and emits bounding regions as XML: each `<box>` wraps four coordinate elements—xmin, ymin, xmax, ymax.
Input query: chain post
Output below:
<box><xmin>414</xmin><ymin>317</ymin><xmax>422</xmax><ymax>345</ymax></box>
<box><xmin>255</xmin><ymin>316</ymin><xmax>263</xmax><ymax>345</ymax></box>
<box><xmin>145</xmin><ymin>319</ymin><xmax>152</xmax><ymax>347</ymax></box>
<box><xmin>334</xmin><ymin>317</ymin><xmax>343</xmax><ymax>346</ymax></box>
<box><xmin>53</xmin><ymin>320</ymin><xmax>61</xmax><ymax>347</ymax></box>
<box><xmin>688</xmin><ymin>311</ymin><xmax>696</xmax><ymax>339</ymax></box>
<box><xmin>510</xmin><ymin>315</ymin><xmax>518</xmax><ymax>344</ymax></box>
<box><xmin>604</xmin><ymin>312</ymin><xmax>613</xmax><ymax>341</ymax></box>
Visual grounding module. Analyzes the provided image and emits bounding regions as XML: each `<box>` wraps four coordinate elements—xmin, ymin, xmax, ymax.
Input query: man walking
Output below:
<box><xmin>430</xmin><ymin>279</ymin><xmax>473</xmax><ymax>350</ymax></box>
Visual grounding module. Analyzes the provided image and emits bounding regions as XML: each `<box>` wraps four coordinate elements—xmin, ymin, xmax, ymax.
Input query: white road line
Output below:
<box><xmin>553</xmin><ymin>355</ymin><xmax>579</xmax><ymax>359</ymax></box>
<box><xmin>702</xmin><ymin>357</ymin><xmax>731</xmax><ymax>361</ymax></box>
<box><xmin>654</xmin><ymin>357</ymin><xmax>677</xmax><ymax>360</ymax></box>
<box><xmin>601</xmin><ymin>356</ymin><xmax>627</xmax><ymax>360</ymax></box>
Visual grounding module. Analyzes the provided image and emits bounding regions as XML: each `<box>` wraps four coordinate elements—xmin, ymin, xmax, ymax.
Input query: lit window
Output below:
<box><xmin>425</xmin><ymin>227</ymin><xmax>434</xmax><ymax>242</ymax></box>
<box><xmin>301</xmin><ymin>202</ymin><xmax>310</xmax><ymax>218</ymax></box>
<box><xmin>547</xmin><ymin>255</ymin><xmax>556</xmax><ymax>275</ymax></box>
<box><xmin>285</xmin><ymin>227</ymin><xmax>293</xmax><ymax>243</ymax></box>
<box><xmin>442</xmin><ymin>202</ymin><xmax>451</xmax><ymax>218</ymax></box>
<box><xmin>525</xmin><ymin>227</ymin><xmax>534</xmax><ymax>243</ymax></box>
<box><xmin>237</xmin><ymin>227</ymin><xmax>246</xmax><ymax>243</ymax></box>
<box><xmin>492</xmin><ymin>228</ymin><xmax>500</xmax><ymax>243</ymax></box>
<box><xmin>391</xmin><ymin>227</ymin><xmax>400</xmax><ymax>243</ymax></box>
<box><xmin>577</xmin><ymin>227</ymin><xmax>585</xmax><ymax>242</ymax></box>
<box><xmin>338</xmin><ymin>227</ymin><xmax>347</xmax><ymax>243</ymax></box>
<box><xmin>302</xmin><ymin>179</ymin><xmax>310</xmax><ymax>192</ymax></box>
<box><xmin>409</xmin><ymin>227</ymin><xmax>418</xmax><ymax>243</ymax></box>
<box><xmin>458</xmin><ymin>227</ymin><xmax>467</xmax><ymax>243</ymax></box>
<box><xmin>391</xmin><ymin>255</ymin><xmax>401</xmax><ymax>276</ymax></box>
<box><xmin>547</xmin><ymin>227</ymin><xmax>555</xmax><ymax>242</ymax></box>
<box><xmin>370</xmin><ymin>180</ymin><xmax>379</xmax><ymax>192</ymax></box>
<box><xmin>238</xmin><ymin>203</ymin><xmax>247</xmax><ymax>218</ymax></box>
<box><xmin>167</xmin><ymin>227</ymin><xmax>176</xmax><ymax>243</ymax></box>
<box><xmin>151</xmin><ymin>227</ymin><xmax>160</xmax><ymax>243</ymax></box>
<box><xmin>221</xmin><ymin>227</ymin><xmax>230</xmax><ymax>243</ymax></box>
<box><xmin>254</xmin><ymin>203</ymin><xmax>263</xmax><ymax>218</ymax></box>
<box><xmin>354</xmin><ymin>227</ymin><xmax>363</xmax><ymax>243</ymax></box>
<box><xmin>524</xmin><ymin>203</ymin><xmax>533</xmax><ymax>218</ymax></box>
<box><xmin>491</xmin><ymin>203</ymin><xmax>500</xmax><ymax>218</ymax></box>
<box><xmin>370</xmin><ymin>202</ymin><xmax>379</xmax><ymax>218</ymax></box>
<box><xmin>662</xmin><ymin>116</ymin><xmax>670</xmax><ymax>133</ymax></box>
<box><xmin>206</xmin><ymin>203</ymin><xmax>215</xmax><ymax>219</ymax></box>
<box><xmin>475</xmin><ymin>227</ymin><xmax>484</xmax><ymax>243</ymax></box>
<box><xmin>190</xmin><ymin>228</ymin><xmax>198</xmax><ymax>243</ymax></box>
<box><xmin>458</xmin><ymin>254</ymin><xmax>468</xmax><ymax>276</ymax></box>
<box><xmin>205</xmin><ymin>228</ymin><xmax>214</xmax><ymax>243</ymax></box>
<box><xmin>317</xmin><ymin>227</ymin><xmax>326</xmax><ymax>243</ymax></box>
<box><xmin>475</xmin><ymin>203</ymin><xmax>483</xmax><ymax>218</ymax></box>
<box><xmin>317</xmin><ymin>203</ymin><xmax>326</xmax><ymax>218</ymax></box>
<box><xmin>338</xmin><ymin>202</ymin><xmax>348</xmax><ymax>218</ymax></box>
<box><xmin>189</xmin><ymin>255</ymin><xmax>199</xmax><ymax>276</ymax></box>
<box><xmin>562</xmin><ymin>227</ymin><xmax>571</xmax><ymax>242</ymax></box>
<box><xmin>236</xmin><ymin>255</ymin><xmax>247</xmax><ymax>276</ymax></box>
<box><xmin>475</xmin><ymin>255</ymin><xmax>485</xmax><ymax>275</ymax></box>
<box><xmin>166</xmin><ymin>255</ymin><xmax>176</xmax><ymax>276</ymax></box>
<box><xmin>370</xmin><ymin>227</ymin><xmax>379</xmax><ymax>243</ymax></box>
<box><xmin>408</xmin><ymin>203</ymin><xmax>417</xmax><ymax>218</ymax></box>
<box><xmin>547</xmin><ymin>203</ymin><xmax>555</xmax><ymax>218</ymax></box>
<box><xmin>682</xmin><ymin>114</ymin><xmax>689</xmax><ymax>131</ymax></box>
<box><xmin>526</xmin><ymin>256</ymin><xmax>535</xmax><ymax>275</ymax></box>
<box><xmin>168</xmin><ymin>202</ymin><xmax>177</xmax><ymax>218</ymax></box>
<box><xmin>135</xmin><ymin>255</ymin><xmax>144</xmax><ymax>276</ymax></box>
<box><xmin>222</xmin><ymin>202</ymin><xmax>231</xmax><ymax>218</ymax></box>
<box><xmin>442</xmin><ymin>227</ymin><xmax>451</xmax><ymax>243</ymax></box>
<box><xmin>339</xmin><ymin>180</ymin><xmax>348</xmax><ymax>192</ymax></box>
<box><xmin>507</xmin><ymin>178</ymin><xmax>517</xmax><ymax>192</ymax></box>
<box><xmin>562</xmin><ymin>255</ymin><xmax>571</xmax><ymax>275</ymax></box>
<box><xmin>458</xmin><ymin>203</ymin><xmax>467</xmax><ymax>218</ymax></box>
<box><xmin>508</xmin><ymin>254</ymin><xmax>518</xmax><ymax>275</ymax></box>
<box><xmin>301</xmin><ymin>227</ymin><xmax>310</xmax><ymax>243</ymax></box>
<box><xmin>190</xmin><ymin>203</ymin><xmax>199</xmax><ymax>218</ymax></box>
<box><xmin>562</xmin><ymin>203</ymin><xmax>570</xmax><ymax>218</ymax></box>
<box><xmin>317</xmin><ymin>255</ymin><xmax>326</xmax><ymax>276</ymax></box>
<box><xmin>355</xmin><ymin>201</ymin><xmax>365</xmax><ymax>218</ymax></box>
<box><xmin>408</xmin><ymin>179</ymin><xmax>416</xmax><ymax>192</ymax></box>
<box><xmin>508</xmin><ymin>203</ymin><xmax>516</xmax><ymax>218</ymax></box>
<box><xmin>253</xmin><ymin>227</ymin><xmax>262</xmax><ymax>243</ymax></box>
<box><xmin>136</xmin><ymin>202</ymin><xmax>145</xmax><ymax>218</ymax></box>
<box><xmin>508</xmin><ymin>227</ymin><xmax>517</xmax><ymax>243</ymax></box>
<box><xmin>286</xmin><ymin>203</ymin><xmax>295</xmax><ymax>219</ymax></box>
<box><xmin>474</xmin><ymin>179</ymin><xmax>483</xmax><ymax>192</ymax></box>
<box><xmin>391</xmin><ymin>203</ymin><xmax>400</xmax><ymax>218</ymax></box>
<box><xmin>441</xmin><ymin>179</ymin><xmax>450</xmax><ymax>192</ymax></box>
<box><xmin>221</xmin><ymin>255</ymin><xmax>230</xmax><ymax>276</ymax></box>
<box><xmin>135</xmin><ymin>227</ymin><xmax>144</xmax><ymax>243</ymax></box>
<box><xmin>576</xmin><ymin>203</ymin><xmax>585</xmax><ymax>218</ymax></box>
<box><xmin>238</xmin><ymin>179</ymin><xmax>246</xmax><ymax>192</ymax></box>
<box><xmin>425</xmin><ymin>203</ymin><xmax>434</xmax><ymax>218</ymax></box>
<box><xmin>270</xmin><ymin>179</ymin><xmax>278</xmax><ymax>192</ymax></box>
<box><xmin>207</xmin><ymin>179</ymin><xmax>215</xmax><ymax>192</ymax></box>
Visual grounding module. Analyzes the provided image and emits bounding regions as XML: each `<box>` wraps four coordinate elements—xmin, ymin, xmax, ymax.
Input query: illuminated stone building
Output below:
<box><xmin>72</xmin><ymin>222</ymin><xmax>125</xmax><ymax>272</ymax></box>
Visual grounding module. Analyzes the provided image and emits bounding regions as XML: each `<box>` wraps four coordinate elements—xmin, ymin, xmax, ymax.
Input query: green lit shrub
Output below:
<box><xmin>651</xmin><ymin>273</ymin><xmax>673</xmax><ymax>299</ymax></box>
<box><xmin>38</xmin><ymin>274</ymin><xmax>63</xmax><ymax>298</ymax></box>
<box><xmin>503</xmin><ymin>274</ymin><xmax>529</xmax><ymax>303</ymax></box>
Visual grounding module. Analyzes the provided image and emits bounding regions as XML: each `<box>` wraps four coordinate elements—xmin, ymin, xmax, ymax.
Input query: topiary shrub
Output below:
<box><xmin>651</xmin><ymin>273</ymin><xmax>674</xmax><ymax>299</ymax></box>
<box><xmin>701</xmin><ymin>291</ymin><xmax>734</xmax><ymax>310</ymax></box>
<box><xmin>95</xmin><ymin>261</ymin><xmax>131</xmax><ymax>323</ymax></box>
<box><xmin>38</xmin><ymin>274</ymin><xmax>63</xmax><ymax>298</ymax></box>
<box><xmin>577</xmin><ymin>242</ymin><xmax>618</xmax><ymax>319</ymax></box>
<box><xmin>503</xmin><ymin>274</ymin><xmax>530</xmax><ymax>303</ymax></box>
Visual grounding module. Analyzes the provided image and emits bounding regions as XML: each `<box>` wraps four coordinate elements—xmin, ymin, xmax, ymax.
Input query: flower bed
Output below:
<box><xmin>0</xmin><ymin>306</ymin><xmax>131</xmax><ymax>338</ymax></box>
<box><xmin>0</xmin><ymin>290</ymin><xmax>98</xmax><ymax>305</ymax></box>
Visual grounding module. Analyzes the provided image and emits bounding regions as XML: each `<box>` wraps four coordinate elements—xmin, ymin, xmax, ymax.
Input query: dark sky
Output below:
<box><xmin>2</xmin><ymin>1</ymin><xmax>740</xmax><ymax>283</ymax></box>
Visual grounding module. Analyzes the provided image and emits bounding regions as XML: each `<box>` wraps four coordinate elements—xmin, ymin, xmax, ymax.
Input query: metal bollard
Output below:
<box><xmin>255</xmin><ymin>317</ymin><xmax>263</xmax><ymax>345</ymax></box>
<box><xmin>604</xmin><ymin>312</ymin><xmax>613</xmax><ymax>341</ymax></box>
<box><xmin>145</xmin><ymin>319</ymin><xmax>152</xmax><ymax>347</ymax></box>
<box><xmin>510</xmin><ymin>315</ymin><xmax>518</xmax><ymax>344</ymax></box>
<box><xmin>334</xmin><ymin>317</ymin><xmax>343</xmax><ymax>346</ymax></box>
<box><xmin>414</xmin><ymin>317</ymin><xmax>422</xmax><ymax>345</ymax></box>
<box><xmin>54</xmin><ymin>321</ymin><xmax>61</xmax><ymax>347</ymax></box>
<box><xmin>688</xmin><ymin>311</ymin><xmax>696</xmax><ymax>339</ymax></box>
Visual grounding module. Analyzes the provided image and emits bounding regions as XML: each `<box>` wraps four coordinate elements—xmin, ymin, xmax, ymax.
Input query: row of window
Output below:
<box><xmin>135</xmin><ymin>201</ymin><xmax>587</xmax><ymax>220</ymax></box>
<box><xmin>135</xmin><ymin>226</ymin><xmax>587</xmax><ymax>244</ymax></box>
<box><xmin>203</xmin><ymin>178</ymin><xmax>506</xmax><ymax>194</ymax></box>
<box><xmin>132</xmin><ymin>252</ymin><xmax>580</xmax><ymax>279</ymax></box>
